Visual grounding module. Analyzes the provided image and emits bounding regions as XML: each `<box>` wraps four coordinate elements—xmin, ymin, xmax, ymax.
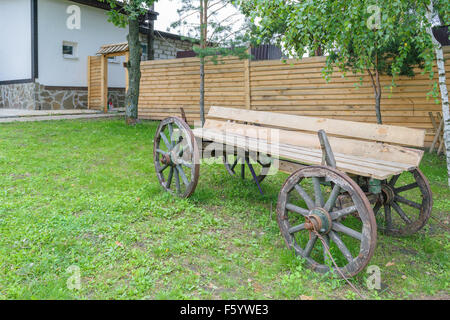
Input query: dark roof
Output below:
<box><xmin>139</xmin><ymin>27</ymin><xmax>198</xmax><ymax>43</ymax></box>
<box><xmin>433</xmin><ymin>26</ymin><xmax>450</xmax><ymax>46</ymax></box>
<box><xmin>69</xmin><ymin>0</ymin><xmax>158</xmax><ymax>20</ymax></box>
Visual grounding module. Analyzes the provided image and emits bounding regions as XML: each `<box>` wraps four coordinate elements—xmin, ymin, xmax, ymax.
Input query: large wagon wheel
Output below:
<box><xmin>373</xmin><ymin>168</ymin><xmax>432</xmax><ymax>236</ymax></box>
<box><xmin>223</xmin><ymin>152</ymin><xmax>273</xmax><ymax>183</ymax></box>
<box><xmin>154</xmin><ymin>117</ymin><xmax>200</xmax><ymax>198</ymax></box>
<box><xmin>277</xmin><ymin>166</ymin><xmax>377</xmax><ymax>278</ymax></box>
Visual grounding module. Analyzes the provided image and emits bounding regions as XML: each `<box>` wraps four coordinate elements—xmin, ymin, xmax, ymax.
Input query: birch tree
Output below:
<box><xmin>426</xmin><ymin>1</ymin><xmax>450</xmax><ymax>186</ymax></box>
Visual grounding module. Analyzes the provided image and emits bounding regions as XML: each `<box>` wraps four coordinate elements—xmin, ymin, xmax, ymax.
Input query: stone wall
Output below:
<box><xmin>37</xmin><ymin>84</ymin><xmax>88</xmax><ymax>110</ymax></box>
<box><xmin>0</xmin><ymin>82</ymin><xmax>125</xmax><ymax>110</ymax></box>
<box><xmin>0</xmin><ymin>82</ymin><xmax>38</xmax><ymax>110</ymax></box>
<box><xmin>153</xmin><ymin>37</ymin><xmax>193</xmax><ymax>60</ymax></box>
<box><xmin>140</xmin><ymin>34</ymin><xmax>194</xmax><ymax>60</ymax></box>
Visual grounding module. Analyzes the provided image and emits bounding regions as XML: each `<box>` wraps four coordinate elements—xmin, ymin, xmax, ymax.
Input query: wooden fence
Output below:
<box><xmin>138</xmin><ymin>46</ymin><xmax>450</xmax><ymax>145</ymax></box>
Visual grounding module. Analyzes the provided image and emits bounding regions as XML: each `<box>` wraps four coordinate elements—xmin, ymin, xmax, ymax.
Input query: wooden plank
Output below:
<box><xmin>244</xmin><ymin>50</ymin><xmax>251</xmax><ymax>110</ymax></box>
<box><xmin>101</xmin><ymin>55</ymin><xmax>108</xmax><ymax>113</ymax></box>
<box><xmin>193</xmin><ymin>128</ymin><xmax>404</xmax><ymax>180</ymax></box>
<box><xmin>203</xmin><ymin>119</ymin><xmax>423</xmax><ymax>167</ymax></box>
<box><xmin>87</xmin><ymin>56</ymin><xmax>91</xmax><ymax>109</ymax></box>
<box><xmin>207</xmin><ymin>106</ymin><xmax>426</xmax><ymax>147</ymax></box>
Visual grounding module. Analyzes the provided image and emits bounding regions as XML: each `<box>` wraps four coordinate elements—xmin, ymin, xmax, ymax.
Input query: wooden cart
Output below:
<box><xmin>153</xmin><ymin>106</ymin><xmax>432</xmax><ymax>277</ymax></box>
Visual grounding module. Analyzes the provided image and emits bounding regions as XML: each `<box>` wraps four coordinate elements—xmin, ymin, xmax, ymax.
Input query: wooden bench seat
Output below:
<box><xmin>193</xmin><ymin>106</ymin><xmax>426</xmax><ymax>180</ymax></box>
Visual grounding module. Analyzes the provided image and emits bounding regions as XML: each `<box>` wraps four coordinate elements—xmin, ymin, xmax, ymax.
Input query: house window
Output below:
<box><xmin>141</xmin><ymin>43</ymin><xmax>148</xmax><ymax>61</ymax></box>
<box><xmin>63</xmin><ymin>41</ymin><xmax>78</xmax><ymax>59</ymax></box>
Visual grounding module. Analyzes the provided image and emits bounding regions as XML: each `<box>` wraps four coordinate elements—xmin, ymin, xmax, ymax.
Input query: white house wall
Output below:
<box><xmin>38</xmin><ymin>0</ymin><xmax>128</xmax><ymax>88</ymax></box>
<box><xmin>0</xmin><ymin>0</ymin><xmax>32</xmax><ymax>81</ymax></box>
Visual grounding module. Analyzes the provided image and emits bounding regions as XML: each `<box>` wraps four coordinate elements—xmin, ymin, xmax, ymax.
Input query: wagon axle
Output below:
<box><xmin>304</xmin><ymin>208</ymin><xmax>332</xmax><ymax>234</ymax></box>
<box><xmin>380</xmin><ymin>184</ymin><xmax>396</xmax><ymax>205</ymax></box>
<box><xmin>160</xmin><ymin>153</ymin><xmax>173</xmax><ymax>166</ymax></box>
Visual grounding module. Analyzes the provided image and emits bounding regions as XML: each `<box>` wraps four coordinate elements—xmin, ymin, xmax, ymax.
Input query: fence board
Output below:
<box><xmin>138</xmin><ymin>47</ymin><xmax>450</xmax><ymax>146</ymax></box>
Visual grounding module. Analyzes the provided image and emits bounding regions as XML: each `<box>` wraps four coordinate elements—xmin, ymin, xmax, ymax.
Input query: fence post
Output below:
<box><xmin>244</xmin><ymin>47</ymin><xmax>252</xmax><ymax>110</ymax></box>
<box><xmin>87</xmin><ymin>56</ymin><xmax>91</xmax><ymax>109</ymax></box>
<box><xmin>100</xmin><ymin>55</ymin><xmax>108</xmax><ymax>113</ymax></box>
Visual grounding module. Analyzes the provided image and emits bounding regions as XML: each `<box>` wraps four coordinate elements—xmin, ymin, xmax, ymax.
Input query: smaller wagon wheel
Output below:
<box><xmin>223</xmin><ymin>152</ymin><xmax>273</xmax><ymax>183</ymax></box>
<box><xmin>154</xmin><ymin>117</ymin><xmax>200</xmax><ymax>198</ymax></box>
<box><xmin>277</xmin><ymin>166</ymin><xmax>377</xmax><ymax>278</ymax></box>
<box><xmin>373</xmin><ymin>168</ymin><xmax>432</xmax><ymax>236</ymax></box>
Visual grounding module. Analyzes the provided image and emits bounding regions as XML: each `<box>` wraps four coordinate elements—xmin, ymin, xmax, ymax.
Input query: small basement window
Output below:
<box><xmin>108</xmin><ymin>56</ymin><xmax>120</xmax><ymax>64</ymax></box>
<box><xmin>63</xmin><ymin>41</ymin><xmax>78</xmax><ymax>59</ymax></box>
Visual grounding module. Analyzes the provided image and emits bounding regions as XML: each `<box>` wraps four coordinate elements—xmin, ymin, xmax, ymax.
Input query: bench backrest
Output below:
<box><xmin>203</xmin><ymin>106</ymin><xmax>425</xmax><ymax>167</ymax></box>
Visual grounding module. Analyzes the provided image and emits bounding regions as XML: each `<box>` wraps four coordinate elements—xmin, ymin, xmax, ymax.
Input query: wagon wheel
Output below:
<box><xmin>373</xmin><ymin>168</ymin><xmax>432</xmax><ymax>236</ymax></box>
<box><xmin>223</xmin><ymin>152</ymin><xmax>273</xmax><ymax>183</ymax></box>
<box><xmin>277</xmin><ymin>166</ymin><xmax>377</xmax><ymax>278</ymax></box>
<box><xmin>154</xmin><ymin>117</ymin><xmax>200</xmax><ymax>198</ymax></box>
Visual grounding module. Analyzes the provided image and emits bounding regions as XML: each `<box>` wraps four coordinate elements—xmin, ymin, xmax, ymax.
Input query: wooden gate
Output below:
<box><xmin>87</xmin><ymin>55</ymin><xmax>107</xmax><ymax>111</ymax></box>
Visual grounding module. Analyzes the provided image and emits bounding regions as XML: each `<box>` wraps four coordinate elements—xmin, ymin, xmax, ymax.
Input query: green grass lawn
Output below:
<box><xmin>0</xmin><ymin>118</ymin><xmax>448</xmax><ymax>300</ymax></box>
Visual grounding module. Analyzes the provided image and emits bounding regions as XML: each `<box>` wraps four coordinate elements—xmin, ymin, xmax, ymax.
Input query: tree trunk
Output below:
<box><xmin>427</xmin><ymin>2</ymin><xmax>450</xmax><ymax>186</ymax></box>
<box><xmin>125</xmin><ymin>18</ymin><xmax>141</xmax><ymax>125</ymax></box>
<box><xmin>368</xmin><ymin>68</ymin><xmax>383</xmax><ymax>124</ymax></box>
<box><xmin>375</xmin><ymin>91</ymin><xmax>382</xmax><ymax>125</ymax></box>
<box><xmin>199</xmin><ymin>0</ymin><xmax>207</xmax><ymax>126</ymax></box>
<box><xmin>200</xmin><ymin>57</ymin><xmax>205</xmax><ymax>126</ymax></box>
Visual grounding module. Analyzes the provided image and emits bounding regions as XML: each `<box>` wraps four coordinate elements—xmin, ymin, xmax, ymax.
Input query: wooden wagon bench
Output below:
<box><xmin>153</xmin><ymin>106</ymin><xmax>432</xmax><ymax>277</ymax></box>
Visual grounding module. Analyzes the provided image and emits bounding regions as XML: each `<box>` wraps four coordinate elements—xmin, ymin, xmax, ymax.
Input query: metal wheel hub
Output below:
<box><xmin>381</xmin><ymin>184</ymin><xmax>395</xmax><ymax>205</ymax></box>
<box><xmin>305</xmin><ymin>208</ymin><xmax>332</xmax><ymax>234</ymax></box>
<box><xmin>161</xmin><ymin>153</ymin><xmax>173</xmax><ymax>166</ymax></box>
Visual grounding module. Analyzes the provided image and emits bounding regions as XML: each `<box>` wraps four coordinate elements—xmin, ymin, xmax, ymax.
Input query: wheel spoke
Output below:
<box><xmin>289</xmin><ymin>223</ymin><xmax>305</xmax><ymax>234</ymax></box>
<box><xmin>168</xmin><ymin>123</ymin><xmax>174</xmax><ymax>146</ymax></box>
<box><xmin>303</xmin><ymin>234</ymin><xmax>317</xmax><ymax>257</ymax></box>
<box><xmin>394</xmin><ymin>195</ymin><xmax>421</xmax><ymax>209</ymax></box>
<box><xmin>160</xmin><ymin>132</ymin><xmax>172</xmax><ymax>150</ymax></box>
<box><xmin>389</xmin><ymin>174</ymin><xmax>400</xmax><ymax>187</ymax></box>
<box><xmin>176</xmin><ymin>165</ymin><xmax>190</xmax><ymax>186</ymax></box>
<box><xmin>178</xmin><ymin>159</ymin><xmax>194</xmax><ymax>169</ymax></box>
<box><xmin>330</xmin><ymin>205</ymin><xmax>357</xmax><ymax>220</ymax></box>
<box><xmin>322</xmin><ymin>235</ymin><xmax>330</xmax><ymax>264</ymax></box>
<box><xmin>312</xmin><ymin>177</ymin><xmax>324</xmax><ymax>207</ymax></box>
<box><xmin>178</xmin><ymin>144</ymin><xmax>189</xmax><ymax>157</ymax></box>
<box><xmin>174</xmin><ymin>166</ymin><xmax>181</xmax><ymax>193</ymax></box>
<box><xmin>166</xmin><ymin>167</ymin><xmax>174</xmax><ymax>189</ymax></box>
<box><xmin>329</xmin><ymin>231</ymin><xmax>353</xmax><ymax>263</ymax></box>
<box><xmin>384</xmin><ymin>204</ymin><xmax>393</xmax><ymax>230</ymax></box>
<box><xmin>373</xmin><ymin>202</ymin><xmax>382</xmax><ymax>215</ymax></box>
<box><xmin>285</xmin><ymin>203</ymin><xmax>310</xmax><ymax>217</ymax></box>
<box><xmin>391</xmin><ymin>201</ymin><xmax>412</xmax><ymax>224</ymax></box>
<box><xmin>158</xmin><ymin>163</ymin><xmax>169</xmax><ymax>173</ymax></box>
<box><xmin>294</xmin><ymin>185</ymin><xmax>315</xmax><ymax>210</ymax></box>
<box><xmin>324</xmin><ymin>184</ymin><xmax>341</xmax><ymax>211</ymax></box>
<box><xmin>332</xmin><ymin>222</ymin><xmax>362</xmax><ymax>241</ymax></box>
<box><xmin>156</xmin><ymin>149</ymin><xmax>168</xmax><ymax>156</ymax></box>
<box><xmin>394</xmin><ymin>182</ymin><xmax>419</xmax><ymax>193</ymax></box>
